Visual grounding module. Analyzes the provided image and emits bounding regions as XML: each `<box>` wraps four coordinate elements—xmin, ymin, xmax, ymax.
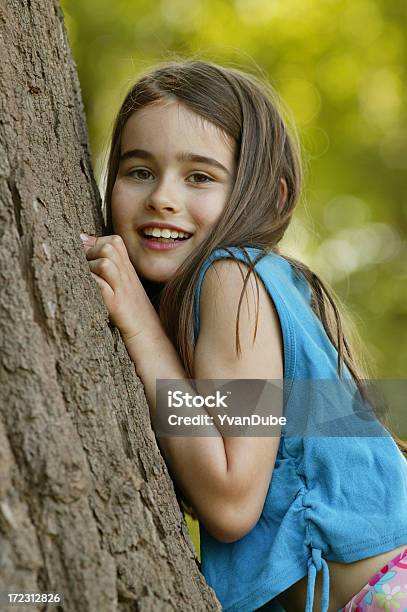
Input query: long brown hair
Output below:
<box><xmin>103</xmin><ymin>59</ymin><xmax>406</xmax><ymax>453</ymax></box>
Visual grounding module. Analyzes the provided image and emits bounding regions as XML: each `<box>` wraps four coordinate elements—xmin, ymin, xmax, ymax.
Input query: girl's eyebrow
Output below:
<box><xmin>120</xmin><ymin>148</ymin><xmax>231</xmax><ymax>176</ymax></box>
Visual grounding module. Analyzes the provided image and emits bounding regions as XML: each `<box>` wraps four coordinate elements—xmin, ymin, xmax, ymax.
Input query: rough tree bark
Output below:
<box><xmin>0</xmin><ymin>1</ymin><xmax>220</xmax><ymax>610</ymax></box>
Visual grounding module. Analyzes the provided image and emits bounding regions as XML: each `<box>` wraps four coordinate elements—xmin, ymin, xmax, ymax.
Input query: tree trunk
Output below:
<box><xmin>0</xmin><ymin>1</ymin><xmax>220</xmax><ymax>610</ymax></box>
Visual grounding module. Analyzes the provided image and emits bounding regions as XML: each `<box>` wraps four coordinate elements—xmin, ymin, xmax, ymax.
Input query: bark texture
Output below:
<box><xmin>0</xmin><ymin>1</ymin><xmax>220</xmax><ymax>610</ymax></box>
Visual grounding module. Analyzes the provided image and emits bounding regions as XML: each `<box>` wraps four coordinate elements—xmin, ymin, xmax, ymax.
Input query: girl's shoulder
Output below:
<box><xmin>193</xmin><ymin>246</ymin><xmax>313</xmax><ymax>382</ymax></box>
<box><xmin>195</xmin><ymin>245</ymin><xmax>312</xmax><ymax>311</ymax></box>
<box><xmin>193</xmin><ymin>248</ymin><xmax>284</xmax><ymax>383</ymax></box>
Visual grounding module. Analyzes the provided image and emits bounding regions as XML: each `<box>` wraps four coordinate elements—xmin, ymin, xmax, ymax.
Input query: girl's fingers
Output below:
<box><xmin>82</xmin><ymin>234</ymin><xmax>127</xmax><ymax>266</ymax></box>
<box><xmin>88</xmin><ymin>258</ymin><xmax>120</xmax><ymax>288</ymax></box>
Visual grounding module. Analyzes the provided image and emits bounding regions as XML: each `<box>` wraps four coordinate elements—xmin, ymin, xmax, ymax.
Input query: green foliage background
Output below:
<box><xmin>60</xmin><ymin>0</ymin><xmax>407</xmax><ymax>377</ymax></box>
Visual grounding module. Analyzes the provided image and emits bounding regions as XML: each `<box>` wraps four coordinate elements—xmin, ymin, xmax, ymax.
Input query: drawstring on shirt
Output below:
<box><xmin>306</xmin><ymin>547</ymin><xmax>330</xmax><ymax>612</ymax></box>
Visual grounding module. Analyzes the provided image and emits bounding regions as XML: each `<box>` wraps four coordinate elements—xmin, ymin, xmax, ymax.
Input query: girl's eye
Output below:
<box><xmin>127</xmin><ymin>169</ymin><xmax>213</xmax><ymax>184</ymax></box>
<box><xmin>188</xmin><ymin>173</ymin><xmax>214</xmax><ymax>184</ymax></box>
<box><xmin>129</xmin><ymin>168</ymin><xmax>154</xmax><ymax>181</ymax></box>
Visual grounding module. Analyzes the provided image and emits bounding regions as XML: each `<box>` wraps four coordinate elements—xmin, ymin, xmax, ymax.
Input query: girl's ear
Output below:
<box><xmin>278</xmin><ymin>178</ymin><xmax>288</xmax><ymax>213</ymax></box>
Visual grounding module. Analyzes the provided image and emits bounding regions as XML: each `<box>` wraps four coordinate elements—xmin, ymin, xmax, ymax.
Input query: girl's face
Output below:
<box><xmin>111</xmin><ymin>99</ymin><xmax>236</xmax><ymax>283</ymax></box>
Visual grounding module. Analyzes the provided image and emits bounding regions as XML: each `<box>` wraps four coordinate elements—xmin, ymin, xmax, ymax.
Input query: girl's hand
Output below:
<box><xmin>80</xmin><ymin>233</ymin><xmax>152</xmax><ymax>341</ymax></box>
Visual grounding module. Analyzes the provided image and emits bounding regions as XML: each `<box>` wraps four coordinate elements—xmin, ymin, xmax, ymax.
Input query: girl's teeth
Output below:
<box><xmin>143</xmin><ymin>227</ymin><xmax>191</xmax><ymax>239</ymax></box>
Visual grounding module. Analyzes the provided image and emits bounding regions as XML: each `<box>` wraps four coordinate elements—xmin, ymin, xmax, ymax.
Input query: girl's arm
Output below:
<box><xmin>122</xmin><ymin>259</ymin><xmax>283</xmax><ymax>543</ymax></box>
<box><xmin>82</xmin><ymin>235</ymin><xmax>282</xmax><ymax>542</ymax></box>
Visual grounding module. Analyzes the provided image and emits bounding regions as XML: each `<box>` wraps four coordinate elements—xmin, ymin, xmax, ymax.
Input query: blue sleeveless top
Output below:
<box><xmin>193</xmin><ymin>246</ymin><xmax>407</xmax><ymax>612</ymax></box>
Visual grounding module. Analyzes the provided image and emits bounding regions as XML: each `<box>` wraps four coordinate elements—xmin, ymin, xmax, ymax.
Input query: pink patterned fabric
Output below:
<box><xmin>338</xmin><ymin>548</ymin><xmax>407</xmax><ymax>611</ymax></box>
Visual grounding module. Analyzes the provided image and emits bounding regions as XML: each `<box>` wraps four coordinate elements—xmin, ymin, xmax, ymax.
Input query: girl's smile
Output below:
<box><xmin>111</xmin><ymin>98</ymin><xmax>236</xmax><ymax>283</ymax></box>
<box><xmin>137</xmin><ymin>221</ymin><xmax>194</xmax><ymax>251</ymax></box>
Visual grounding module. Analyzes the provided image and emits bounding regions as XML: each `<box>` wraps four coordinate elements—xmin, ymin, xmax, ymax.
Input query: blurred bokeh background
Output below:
<box><xmin>60</xmin><ymin>0</ymin><xmax>406</xmax><ymax>557</ymax></box>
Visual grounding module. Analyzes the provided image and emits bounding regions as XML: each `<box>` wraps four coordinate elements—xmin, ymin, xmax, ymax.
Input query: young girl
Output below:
<box><xmin>81</xmin><ymin>60</ymin><xmax>407</xmax><ymax>612</ymax></box>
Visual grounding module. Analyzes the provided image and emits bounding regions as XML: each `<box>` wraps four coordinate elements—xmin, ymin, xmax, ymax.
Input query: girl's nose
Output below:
<box><xmin>146</xmin><ymin>199</ymin><xmax>179</xmax><ymax>213</ymax></box>
<box><xmin>145</xmin><ymin>179</ymin><xmax>181</xmax><ymax>213</ymax></box>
